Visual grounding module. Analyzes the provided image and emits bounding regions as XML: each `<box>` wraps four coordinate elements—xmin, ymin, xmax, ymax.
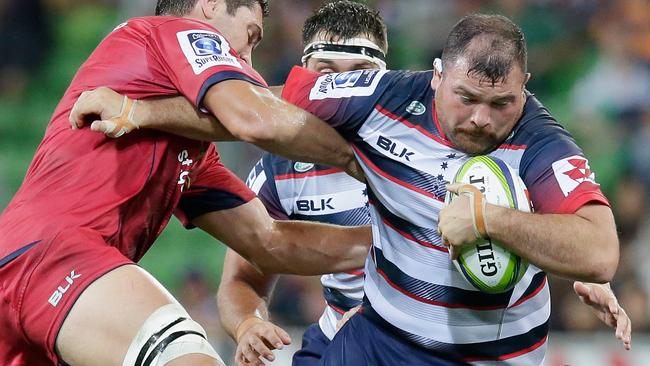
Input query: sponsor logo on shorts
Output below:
<box><xmin>48</xmin><ymin>270</ymin><xmax>81</xmax><ymax>307</ymax></box>
<box><xmin>552</xmin><ymin>155</ymin><xmax>597</xmax><ymax>197</ymax></box>
<box><xmin>309</xmin><ymin>69</ymin><xmax>387</xmax><ymax>100</ymax></box>
<box><xmin>177</xmin><ymin>30</ymin><xmax>241</xmax><ymax>75</ymax></box>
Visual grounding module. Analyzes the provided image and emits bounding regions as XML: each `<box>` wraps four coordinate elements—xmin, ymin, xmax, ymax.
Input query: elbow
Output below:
<box><xmin>584</xmin><ymin>239</ymin><xmax>619</xmax><ymax>283</ymax></box>
<box><xmin>223</xmin><ymin>111</ymin><xmax>275</xmax><ymax>145</ymax></box>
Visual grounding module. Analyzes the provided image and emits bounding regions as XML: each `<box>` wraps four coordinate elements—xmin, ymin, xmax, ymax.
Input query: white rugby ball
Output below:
<box><xmin>446</xmin><ymin>156</ymin><xmax>531</xmax><ymax>294</ymax></box>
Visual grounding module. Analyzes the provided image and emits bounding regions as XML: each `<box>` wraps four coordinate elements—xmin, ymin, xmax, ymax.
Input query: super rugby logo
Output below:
<box><xmin>310</xmin><ymin>69</ymin><xmax>387</xmax><ymax>100</ymax></box>
<box><xmin>48</xmin><ymin>270</ymin><xmax>81</xmax><ymax>307</ymax></box>
<box><xmin>177</xmin><ymin>30</ymin><xmax>241</xmax><ymax>74</ymax></box>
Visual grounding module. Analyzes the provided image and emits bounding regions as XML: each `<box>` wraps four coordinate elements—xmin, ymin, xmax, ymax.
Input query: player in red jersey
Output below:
<box><xmin>0</xmin><ymin>1</ymin><xmax>373</xmax><ymax>365</ymax></box>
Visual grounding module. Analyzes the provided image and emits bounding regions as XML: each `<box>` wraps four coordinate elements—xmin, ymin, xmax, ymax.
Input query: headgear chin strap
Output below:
<box><xmin>301</xmin><ymin>37</ymin><xmax>387</xmax><ymax>69</ymax></box>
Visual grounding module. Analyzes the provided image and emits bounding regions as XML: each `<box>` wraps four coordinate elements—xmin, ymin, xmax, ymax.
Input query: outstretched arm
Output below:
<box><xmin>439</xmin><ymin>184</ymin><xmax>619</xmax><ymax>283</ymax></box>
<box><xmin>191</xmin><ymin>197</ymin><xmax>371</xmax><ymax>276</ymax></box>
<box><xmin>217</xmin><ymin>250</ymin><xmax>289</xmax><ymax>366</ymax></box>
<box><xmin>69</xmin><ymin>83</ymin><xmax>363</xmax><ymax>180</ymax></box>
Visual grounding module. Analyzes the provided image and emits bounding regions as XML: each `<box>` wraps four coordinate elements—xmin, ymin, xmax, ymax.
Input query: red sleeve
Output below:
<box><xmin>147</xmin><ymin>18</ymin><xmax>268</xmax><ymax>109</ymax></box>
<box><xmin>175</xmin><ymin>143</ymin><xmax>256</xmax><ymax>228</ymax></box>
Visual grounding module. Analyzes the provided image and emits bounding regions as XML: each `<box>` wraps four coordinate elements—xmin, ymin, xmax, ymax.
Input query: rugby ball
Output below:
<box><xmin>446</xmin><ymin>156</ymin><xmax>531</xmax><ymax>294</ymax></box>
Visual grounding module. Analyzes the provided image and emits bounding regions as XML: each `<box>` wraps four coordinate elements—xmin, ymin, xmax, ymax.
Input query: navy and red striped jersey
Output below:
<box><xmin>282</xmin><ymin>66</ymin><xmax>609</xmax><ymax>365</ymax></box>
<box><xmin>246</xmin><ymin>153</ymin><xmax>369</xmax><ymax>339</ymax></box>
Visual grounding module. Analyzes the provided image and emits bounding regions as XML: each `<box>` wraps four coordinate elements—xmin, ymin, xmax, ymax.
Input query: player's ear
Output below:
<box><xmin>200</xmin><ymin>0</ymin><xmax>223</xmax><ymax>19</ymax></box>
<box><xmin>431</xmin><ymin>58</ymin><xmax>443</xmax><ymax>90</ymax></box>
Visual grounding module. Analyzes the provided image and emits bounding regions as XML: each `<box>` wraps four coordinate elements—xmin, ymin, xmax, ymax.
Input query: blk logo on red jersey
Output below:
<box><xmin>552</xmin><ymin>155</ymin><xmax>596</xmax><ymax>197</ymax></box>
<box><xmin>48</xmin><ymin>270</ymin><xmax>81</xmax><ymax>307</ymax></box>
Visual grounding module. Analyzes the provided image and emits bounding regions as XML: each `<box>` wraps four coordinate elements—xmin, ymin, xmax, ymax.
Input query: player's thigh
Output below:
<box><xmin>56</xmin><ymin>264</ymin><xmax>223</xmax><ymax>366</ymax></box>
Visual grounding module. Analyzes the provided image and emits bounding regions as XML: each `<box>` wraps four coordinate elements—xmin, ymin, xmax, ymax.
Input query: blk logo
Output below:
<box><xmin>48</xmin><ymin>270</ymin><xmax>81</xmax><ymax>307</ymax></box>
<box><xmin>376</xmin><ymin>136</ymin><xmax>415</xmax><ymax>161</ymax></box>
<box><xmin>296</xmin><ymin>198</ymin><xmax>334</xmax><ymax>212</ymax></box>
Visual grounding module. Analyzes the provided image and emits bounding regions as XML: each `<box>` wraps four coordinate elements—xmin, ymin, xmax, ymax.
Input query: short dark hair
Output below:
<box><xmin>155</xmin><ymin>0</ymin><xmax>269</xmax><ymax>17</ymax></box>
<box><xmin>441</xmin><ymin>13</ymin><xmax>527</xmax><ymax>85</ymax></box>
<box><xmin>302</xmin><ymin>1</ymin><xmax>388</xmax><ymax>52</ymax></box>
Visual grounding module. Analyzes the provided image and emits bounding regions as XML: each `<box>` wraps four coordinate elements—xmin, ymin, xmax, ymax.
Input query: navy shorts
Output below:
<box><xmin>318</xmin><ymin>310</ymin><xmax>468</xmax><ymax>366</ymax></box>
<box><xmin>292</xmin><ymin>323</ymin><xmax>331</xmax><ymax>366</ymax></box>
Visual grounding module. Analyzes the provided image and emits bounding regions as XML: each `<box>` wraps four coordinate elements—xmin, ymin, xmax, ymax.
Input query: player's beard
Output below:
<box><xmin>447</xmin><ymin>127</ymin><xmax>502</xmax><ymax>156</ymax></box>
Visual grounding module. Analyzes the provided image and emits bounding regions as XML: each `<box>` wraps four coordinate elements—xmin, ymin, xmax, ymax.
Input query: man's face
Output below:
<box><xmin>211</xmin><ymin>3</ymin><xmax>263</xmax><ymax>66</ymax></box>
<box><xmin>431</xmin><ymin>59</ymin><xmax>529</xmax><ymax>155</ymax></box>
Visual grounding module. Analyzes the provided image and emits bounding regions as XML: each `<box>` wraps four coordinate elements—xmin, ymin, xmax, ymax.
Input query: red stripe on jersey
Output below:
<box><xmin>345</xmin><ymin>270</ymin><xmax>365</xmax><ymax>276</ymax></box>
<box><xmin>498</xmin><ymin>144</ymin><xmax>528</xmax><ymax>150</ymax></box>
<box><xmin>328</xmin><ymin>303</ymin><xmax>347</xmax><ymax>315</ymax></box>
<box><xmin>275</xmin><ymin>167</ymin><xmax>343</xmax><ymax>181</ymax></box>
<box><xmin>375</xmin><ymin>267</ymin><xmax>506</xmax><ymax>311</ymax></box>
<box><xmin>352</xmin><ymin>145</ymin><xmax>443</xmax><ymax>202</ymax></box>
<box><xmin>375</xmin><ymin>105</ymin><xmax>454</xmax><ymax>148</ymax></box>
<box><xmin>463</xmin><ymin>335</ymin><xmax>548</xmax><ymax>362</ymax></box>
<box><xmin>511</xmin><ymin>276</ymin><xmax>547</xmax><ymax>308</ymax></box>
<box><xmin>381</xmin><ymin>217</ymin><xmax>447</xmax><ymax>253</ymax></box>
<box><xmin>431</xmin><ymin>100</ymin><xmax>451</xmax><ymax>143</ymax></box>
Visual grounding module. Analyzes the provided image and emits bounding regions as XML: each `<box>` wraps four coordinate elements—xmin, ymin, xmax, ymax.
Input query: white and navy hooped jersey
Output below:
<box><xmin>282</xmin><ymin>66</ymin><xmax>609</xmax><ymax>365</ymax></box>
<box><xmin>245</xmin><ymin>154</ymin><xmax>369</xmax><ymax>340</ymax></box>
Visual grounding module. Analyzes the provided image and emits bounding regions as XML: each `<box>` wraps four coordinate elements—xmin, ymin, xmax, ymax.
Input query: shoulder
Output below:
<box><xmin>510</xmin><ymin>93</ymin><xmax>576</xmax><ymax>148</ymax></box>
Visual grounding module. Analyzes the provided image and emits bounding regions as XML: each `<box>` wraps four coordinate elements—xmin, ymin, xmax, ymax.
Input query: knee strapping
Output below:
<box><xmin>122</xmin><ymin>303</ymin><xmax>223</xmax><ymax>366</ymax></box>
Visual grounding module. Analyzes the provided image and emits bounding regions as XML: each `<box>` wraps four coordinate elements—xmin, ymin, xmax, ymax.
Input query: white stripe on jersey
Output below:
<box><xmin>318</xmin><ymin>306</ymin><xmax>343</xmax><ymax>340</ymax></box>
<box><xmin>358</xmin><ymin>108</ymin><xmax>469</xmax><ymax>173</ymax></box>
<box><xmin>364</xmin><ymin>258</ymin><xmax>551</xmax><ymax>344</ymax></box>
<box><xmin>249</xmin><ymin>169</ymin><xmax>267</xmax><ymax>195</ymax></box>
<box><xmin>360</xmin><ymin>161</ymin><xmax>444</xmax><ymax>228</ymax></box>
<box><xmin>275</xmin><ymin>171</ymin><xmax>364</xmax><ymax>215</ymax></box>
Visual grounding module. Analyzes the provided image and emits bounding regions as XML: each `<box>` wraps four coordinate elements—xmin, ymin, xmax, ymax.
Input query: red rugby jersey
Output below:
<box><xmin>0</xmin><ymin>16</ymin><xmax>261</xmax><ymax>261</ymax></box>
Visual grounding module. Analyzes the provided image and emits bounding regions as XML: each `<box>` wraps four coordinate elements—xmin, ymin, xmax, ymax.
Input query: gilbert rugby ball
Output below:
<box><xmin>446</xmin><ymin>156</ymin><xmax>531</xmax><ymax>293</ymax></box>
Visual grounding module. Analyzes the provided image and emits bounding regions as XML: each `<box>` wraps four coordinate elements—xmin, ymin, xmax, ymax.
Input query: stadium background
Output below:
<box><xmin>0</xmin><ymin>0</ymin><xmax>649</xmax><ymax>364</ymax></box>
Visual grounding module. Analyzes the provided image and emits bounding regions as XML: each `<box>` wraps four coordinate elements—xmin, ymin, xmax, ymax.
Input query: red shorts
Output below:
<box><xmin>0</xmin><ymin>228</ymin><xmax>132</xmax><ymax>365</ymax></box>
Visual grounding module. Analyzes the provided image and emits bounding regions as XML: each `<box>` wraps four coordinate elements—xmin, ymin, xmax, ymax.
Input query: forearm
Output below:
<box><xmin>217</xmin><ymin>251</ymin><xmax>275</xmax><ymax>340</ymax></box>
<box><xmin>485</xmin><ymin>204</ymin><xmax>618</xmax><ymax>282</ymax></box>
<box><xmin>136</xmin><ymin>96</ymin><xmax>236</xmax><ymax>141</ymax></box>
<box><xmin>206</xmin><ymin>80</ymin><xmax>356</xmax><ymax>171</ymax></box>
<box><xmin>262</xmin><ymin>221</ymin><xmax>371</xmax><ymax>275</ymax></box>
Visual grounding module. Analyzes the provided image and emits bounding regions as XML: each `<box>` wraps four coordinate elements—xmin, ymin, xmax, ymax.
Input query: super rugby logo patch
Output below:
<box><xmin>177</xmin><ymin>30</ymin><xmax>241</xmax><ymax>74</ymax></box>
<box><xmin>552</xmin><ymin>155</ymin><xmax>597</xmax><ymax>197</ymax></box>
<box><xmin>309</xmin><ymin>69</ymin><xmax>387</xmax><ymax>100</ymax></box>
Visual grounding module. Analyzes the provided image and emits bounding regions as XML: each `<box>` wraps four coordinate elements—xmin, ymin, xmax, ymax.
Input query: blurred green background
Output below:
<box><xmin>1</xmin><ymin>0</ymin><xmax>650</xmax><ymax>364</ymax></box>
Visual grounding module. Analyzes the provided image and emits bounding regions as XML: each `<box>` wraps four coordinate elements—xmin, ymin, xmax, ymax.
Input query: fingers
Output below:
<box><xmin>615</xmin><ymin>307</ymin><xmax>632</xmax><ymax>350</ymax></box>
<box><xmin>445</xmin><ymin>182</ymin><xmax>464</xmax><ymax>193</ymax></box>
<box><xmin>69</xmin><ymin>90</ymin><xmax>97</xmax><ymax>129</ymax></box>
<box><xmin>275</xmin><ymin>326</ymin><xmax>292</xmax><ymax>347</ymax></box>
<box><xmin>572</xmin><ymin>281</ymin><xmax>591</xmax><ymax>303</ymax></box>
<box><xmin>237</xmin><ymin>322</ymin><xmax>292</xmax><ymax>365</ymax></box>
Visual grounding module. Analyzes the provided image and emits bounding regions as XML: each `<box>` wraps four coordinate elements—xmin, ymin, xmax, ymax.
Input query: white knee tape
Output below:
<box><xmin>122</xmin><ymin>303</ymin><xmax>224</xmax><ymax>366</ymax></box>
